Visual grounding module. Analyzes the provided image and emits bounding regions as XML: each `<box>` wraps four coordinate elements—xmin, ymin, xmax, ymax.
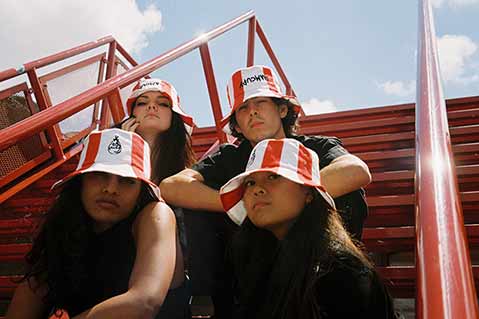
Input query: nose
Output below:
<box><xmin>102</xmin><ymin>176</ymin><xmax>120</xmax><ymax>195</ymax></box>
<box><xmin>147</xmin><ymin>102</ymin><xmax>158</xmax><ymax>111</ymax></box>
<box><xmin>252</xmin><ymin>184</ymin><xmax>266</xmax><ymax>196</ymax></box>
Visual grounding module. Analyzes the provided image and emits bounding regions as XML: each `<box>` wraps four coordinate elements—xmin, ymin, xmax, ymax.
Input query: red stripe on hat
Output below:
<box><xmin>297</xmin><ymin>144</ymin><xmax>313</xmax><ymax>183</ymax></box>
<box><xmin>80</xmin><ymin>132</ymin><xmax>101</xmax><ymax>170</ymax></box>
<box><xmin>261</xmin><ymin>140</ymin><xmax>284</xmax><ymax>169</ymax></box>
<box><xmin>232</xmin><ymin>71</ymin><xmax>245</xmax><ymax>110</ymax></box>
<box><xmin>131</xmin><ymin>134</ymin><xmax>145</xmax><ymax>179</ymax></box>
<box><xmin>221</xmin><ymin>186</ymin><xmax>245</xmax><ymax>211</ymax></box>
<box><xmin>263</xmin><ymin>67</ymin><xmax>280</xmax><ymax>94</ymax></box>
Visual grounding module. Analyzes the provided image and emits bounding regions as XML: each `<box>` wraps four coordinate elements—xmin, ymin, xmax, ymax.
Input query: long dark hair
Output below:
<box><xmin>117</xmin><ymin>109</ymin><xmax>196</xmax><ymax>184</ymax></box>
<box><xmin>230</xmin><ymin>191</ymin><xmax>373</xmax><ymax>319</ymax></box>
<box><xmin>149</xmin><ymin>111</ymin><xmax>196</xmax><ymax>184</ymax></box>
<box><xmin>21</xmin><ymin>176</ymin><xmax>155</xmax><ymax>310</ymax></box>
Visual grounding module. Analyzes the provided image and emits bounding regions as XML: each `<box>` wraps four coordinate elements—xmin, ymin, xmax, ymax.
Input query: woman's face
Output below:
<box><xmin>81</xmin><ymin>172</ymin><xmax>142</xmax><ymax>233</ymax></box>
<box><xmin>132</xmin><ymin>91</ymin><xmax>173</xmax><ymax>135</ymax></box>
<box><xmin>242</xmin><ymin>171</ymin><xmax>312</xmax><ymax>239</ymax></box>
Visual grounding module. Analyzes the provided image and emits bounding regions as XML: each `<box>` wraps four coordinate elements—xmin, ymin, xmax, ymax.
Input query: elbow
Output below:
<box><xmin>356</xmin><ymin>159</ymin><xmax>372</xmax><ymax>187</ymax></box>
<box><xmin>133</xmin><ymin>295</ymin><xmax>165</xmax><ymax>319</ymax></box>
<box><xmin>159</xmin><ymin>175</ymin><xmax>181</xmax><ymax>202</ymax></box>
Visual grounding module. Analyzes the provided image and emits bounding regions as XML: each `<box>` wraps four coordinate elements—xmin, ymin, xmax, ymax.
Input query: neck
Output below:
<box><xmin>140</xmin><ymin>131</ymin><xmax>159</xmax><ymax>149</ymax></box>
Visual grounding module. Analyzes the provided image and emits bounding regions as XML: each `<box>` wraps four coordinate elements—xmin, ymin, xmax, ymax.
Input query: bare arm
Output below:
<box><xmin>5</xmin><ymin>280</ymin><xmax>47</xmax><ymax>319</ymax></box>
<box><xmin>74</xmin><ymin>202</ymin><xmax>177</xmax><ymax>319</ymax></box>
<box><xmin>160</xmin><ymin>168</ymin><xmax>224</xmax><ymax>212</ymax></box>
<box><xmin>320</xmin><ymin>154</ymin><xmax>371</xmax><ymax>198</ymax></box>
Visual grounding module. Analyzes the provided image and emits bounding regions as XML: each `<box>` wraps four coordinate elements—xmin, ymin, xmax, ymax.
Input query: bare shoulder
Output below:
<box><xmin>132</xmin><ymin>202</ymin><xmax>176</xmax><ymax>235</ymax></box>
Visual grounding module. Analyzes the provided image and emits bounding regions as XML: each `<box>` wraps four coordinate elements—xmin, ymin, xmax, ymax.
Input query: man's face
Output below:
<box><xmin>234</xmin><ymin>97</ymin><xmax>288</xmax><ymax>146</ymax></box>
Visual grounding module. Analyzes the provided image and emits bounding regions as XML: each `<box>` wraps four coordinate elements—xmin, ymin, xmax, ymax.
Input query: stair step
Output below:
<box><xmin>366</xmin><ymin>191</ymin><xmax>479</xmax><ymax>227</ymax></box>
<box><xmin>363</xmin><ymin>224</ymin><xmax>479</xmax><ymax>253</ymax></box>
<box><xmin>376</xmin><ymin>265</ymin><xmax>479</xmax><ymax>298</ymax></box>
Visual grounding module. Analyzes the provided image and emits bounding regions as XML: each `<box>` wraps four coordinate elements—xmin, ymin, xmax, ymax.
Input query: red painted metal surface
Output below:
<box><xmin>26</xmin><ymin>69</ymin><xmax>65</xmax><ymax>160</ymax></box>
<box><xmin>100</xmin><ymin>41</ymin><xmax>118</xmax><ymax>129</ymax></box>
<box><xmin>0</xmin><ymin>36</ymin><xmax>114</xmax><ymax>82</ymax></box>
<box><xmin>415</xmin><ymin>0</ymin><xmax>478</xmax><ymax>318</ymax></box>
<box><xmin>199</xmin><ymin>43</ymin><xmax>226</xmax><ymax>143</ymax></box>
<box><xmin>247</xmin><ymin>17</ymin><xmax>256</xmax><ymax>66</ymax></box>
<box><xmin>0</xmin><ymin>11</ymin><xmax>257</xmax><ymax>152</ymax></box>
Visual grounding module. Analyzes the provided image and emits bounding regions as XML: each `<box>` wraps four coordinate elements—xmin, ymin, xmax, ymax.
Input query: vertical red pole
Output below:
<box><xmin>256</xmin><ymin>22</ymin><xmax>304</xmax><ymax>116</ymax></box>
<box><xmin>415</xmin><ymin>0</ymin><xmax>478</xmax><ymax>318</ymax></box>
<box><xmin>100</xmin><ymin>41</ymin><xmax>117</xmax><ymax>129</ymax></box>
<box><xmin>107</xmin><ymin>88</ymin><xmax>126</xmax><ymax>124</ymax></box>
<box><xmin>199</xmin><ymin>43</ymin><xmax>227</xmax><ymax>143</ymax></box>
<box><xmin>247</xmin><ymin>17</ymin><xmax>256</xmax><ymax>67</ymax></box>
<box><xmin>27</xmin><ymin>69</ymin><xmax>64</xmax><ymax>159</ymax></box>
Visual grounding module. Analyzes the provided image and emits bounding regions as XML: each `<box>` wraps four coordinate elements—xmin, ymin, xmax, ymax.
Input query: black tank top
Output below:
<box><xmin>64</xmin><ymin>212</ymin><xmax>190</xmax><ymax>318</ymax></box>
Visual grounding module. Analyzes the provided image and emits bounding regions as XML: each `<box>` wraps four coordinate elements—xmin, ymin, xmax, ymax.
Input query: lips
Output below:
<box><xmin>96</xmin><ymin>198</ymin><xmax>119</xmax><ymax>209</ymax></box>
<box><xmin>253</xmin><ymin>201</ymin><xmax>270</xmax><ymax>210</ymax></box>
<box><xmin>250</xmin><ymin>121</ymin><xmax>264</xmax><ymax>128</ymax></box>
<box><xmin>144</xmin><ymin>113</ymin><xmax>160</xmax><ymax>119</ymax></box>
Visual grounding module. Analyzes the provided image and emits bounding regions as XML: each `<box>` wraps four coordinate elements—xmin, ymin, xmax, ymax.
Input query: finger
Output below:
<box><xmin>121</xmin><ymin>118</ymin><xmax>136</xmax><ymax>131</ymax></box>
<box><xmin>130</xmin><ymin>122</ymin><xmax>140</xmax><ymax>132</ymax></box>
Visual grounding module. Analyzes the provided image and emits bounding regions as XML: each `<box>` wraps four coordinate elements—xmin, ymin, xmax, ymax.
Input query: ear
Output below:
<box><xmin>279</xmin><ymin>104</ymin><xmax>288</xmax><ymax>119</ymax></box>
<box><xmin>234</xmin><ymin>122</ymin><xmax>243</xmax><ymax>134</ymax></box>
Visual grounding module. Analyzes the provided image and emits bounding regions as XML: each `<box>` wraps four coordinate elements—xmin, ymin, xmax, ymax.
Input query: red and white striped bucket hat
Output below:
<box><xmin>52</xmin><ymin>128</ymin><xmax>160</xmax><ymax>200</ymax></box>
<box><xmin>220</xmin><ymin>65</ymin><xmax>302</xmax><ymax>131</ymax></box>
<box><xmin>126</xmin><ymin>78</ymin><xmax>195</xmax><ymax>134</ymax></box>
<box><xmin>220</xmin><ymin>138</ymin><xmax>335</xmax><ymax>225</ymax></box>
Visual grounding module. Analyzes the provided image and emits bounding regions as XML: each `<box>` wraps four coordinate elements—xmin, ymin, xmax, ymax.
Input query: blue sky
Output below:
<box><xmin>1</xmin><ymin>0</ymin><xmax>478</xmax><ymax>128</ymax></box>
<box><xmin>133</xmin><ymin>0</ymin><xmax>479</xmax><ymax>126</ymax></box>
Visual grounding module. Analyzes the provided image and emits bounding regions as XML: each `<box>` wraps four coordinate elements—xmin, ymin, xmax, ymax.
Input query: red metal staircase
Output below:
<box><xmin>0</xmin><ymin>2</ymin><xmax>478</xmax><ymax>318</ymax></box>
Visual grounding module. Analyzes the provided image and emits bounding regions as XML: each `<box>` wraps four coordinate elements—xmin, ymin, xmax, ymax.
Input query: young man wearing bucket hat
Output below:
<box><xmin>161</xmin><ymin>65</ymin><xmax>370</xmax><ymax>235</ymax></box>
<box><xmin>160</xmin><ymin>65</ymin><xmax>371</xmax><ymax>317</ymax></box>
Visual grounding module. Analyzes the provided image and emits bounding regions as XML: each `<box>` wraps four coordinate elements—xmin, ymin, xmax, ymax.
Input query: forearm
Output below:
<box><xmin>73</xmin><ymin>290</ymin><xmax>156</xmax><ymax>319</ymax></box>
<box><xmin>320</xmin><ymin>154</ymin><xmax>371</xmax><ymax>198</ymax></box>
<box><xmin>6</xmin><ymin>280</ymin><xmax>47</xmax><ymax>319</ymax></box>
<box><xmin>160</xmin><ymin>170</ymin><xmax>224</xmax><ymax>212</ymax></box>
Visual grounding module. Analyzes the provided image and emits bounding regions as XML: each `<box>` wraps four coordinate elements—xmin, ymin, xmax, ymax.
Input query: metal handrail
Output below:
<box><xmin>0</xmin><ymin>36</ymin><xmax>115</xmax><ymax>82</ymax></box>
<box><xmin>415</xmin><ymin>0</ymin><xmax>478</xmax><ymax>318</ymax></box>
<box><xmin>0</xmin><ymin>10</ymin><xmax>257</xmax><ymax>151</ymax></box>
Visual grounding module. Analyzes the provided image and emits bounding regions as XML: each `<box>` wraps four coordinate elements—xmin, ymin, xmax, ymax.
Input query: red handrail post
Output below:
<box><xmin>100</xmin><ymin>41</ymin><xmax>118</xmax><ymax>129</ymax></box>
<box><xmin>415</xmin><ymin>0</ymin><xmax>479</xmax><ymax>318</ymax></box>
<box><xmin>255</xmin><ymin>22</ymin><xmax>304</xmax><ymax>117</ymax></box>
<box><xmin>107</xmin><ymin>88</ymin><xmax>126</xmax><ymax>124</ymax></box>
<box><xmin>199</xmin><ymin>43</ymin><xmax>227</xmax><ymax>143</ymax></box>
<box><xmin>247</xmin><ymin>17</ymin><xmax>256</xmax><ymax>66</ymax></box>
<box><xmin>26</xmin><ymin>69</ymin><xmax>65</xmax><ymax>160</ymax></box>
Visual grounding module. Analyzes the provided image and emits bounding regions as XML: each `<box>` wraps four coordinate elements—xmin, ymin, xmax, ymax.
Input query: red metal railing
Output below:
<box><xmin>415</xmin><ymin>0</ymin><xmax>478</xmax><ymax>317</ymax></box>
<box><xmin>0</xmin><ymin>10</ymin><xmax>295</xmax><ymax>202</ymax></box>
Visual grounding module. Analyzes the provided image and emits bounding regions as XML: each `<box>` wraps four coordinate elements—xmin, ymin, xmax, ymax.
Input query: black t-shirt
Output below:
<box><xmin>192</xmin><ymin>135</ymin><xmax>367</xmax><ymax>238</ymax></box>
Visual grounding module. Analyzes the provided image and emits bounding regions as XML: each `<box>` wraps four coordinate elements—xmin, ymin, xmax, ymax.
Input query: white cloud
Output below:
<box><xmin>301</xmin><ymin>98</ymin><xmax>338</xmax><ymax>115</ymax></box>
<box><xmin>0</xmin><ymin>0</ymin><xmax>163</xmax><ymax>72</ymax></box>
<box><xmin>432</xmin><ymin>0</ymin><xmax>479</xmax><ymax>8</ymax></box>
<box><xmin>437</xmin><ymin>35</ymin><xmax>478</xmax><ymax>83</ymax></box>
<box><xmin>377</xmin><ymin>80</ymin><xmax>416</xmax><ymax>97</ymax></box>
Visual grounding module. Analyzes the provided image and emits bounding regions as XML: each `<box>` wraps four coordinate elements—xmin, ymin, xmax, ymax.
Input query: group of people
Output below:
<box><xmin>6</xmin><ymin>65</ymin><xmax>397</xmax><ymax>318</ymax></box>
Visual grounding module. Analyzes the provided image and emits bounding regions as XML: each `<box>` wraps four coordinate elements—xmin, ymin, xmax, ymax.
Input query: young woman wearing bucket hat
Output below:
<box><xmin>120</xmin><ymin>78</ymin><xmax>196</xmax><ymax>184</ymax></box>
<box><xmin>160</xmin><ymin>65</ymin><xmax>371</xmax><ymax>318</ymax></box>
<box><xmin>6</xmin><ymin>129</ymin><xmax>190</xmax><ymax>319</ymax></box>
<box><xmin>221</xmin><ymin>138</ymin><xmax>396</xmax><ymax>319</ymax></box>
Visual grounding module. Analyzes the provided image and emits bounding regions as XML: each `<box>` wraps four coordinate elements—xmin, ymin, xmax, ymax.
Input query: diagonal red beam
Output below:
<box><xmin>415</xmin><ymin>0</ymin><xmax>478</xmax><ymax>318</ymax></box>
<box><xmin>0</xmin><ymin>36</ymin><xmax>115</xmax><ymax>82</ymax></box>
<box><xmin>0</xmin><ymin>11</ymin><xmax>255</xmax><ymax>152</ymax></box>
